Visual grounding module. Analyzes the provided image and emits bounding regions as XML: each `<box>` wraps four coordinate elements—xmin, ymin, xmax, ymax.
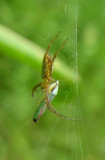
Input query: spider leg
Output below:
<box><xmin>46</xmin><ymin>31</ymin><xmax>62</xmax><ymax>53</ymax></box>
<box><xmin>47</xmin><ymin>101</ymin><xmax>76</xmax><ymax>121</ymax></box>
<box><xmin>32</xmin><ymin>82</ymin><xmax>42</xmax><ymax>97</ymax></box>
<box><xmin>45</xmin><ymin>88</ymin><xmax>76</xmax><ymax>121</ymax></box>
<box><xmin>52</xmin><ymin>38</ymin><xmax>68</xmax><ymax>63</ymax></box>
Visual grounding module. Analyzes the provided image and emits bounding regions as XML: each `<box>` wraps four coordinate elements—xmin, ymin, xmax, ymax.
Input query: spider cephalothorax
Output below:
<box><xmin>32</xmin><ymin>31</ymin><xmax>75</xmax><ymax>123</ymax></box>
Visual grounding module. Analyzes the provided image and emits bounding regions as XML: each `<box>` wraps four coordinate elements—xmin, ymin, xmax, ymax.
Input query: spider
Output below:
<box><xmin>32</xmin><ymin>31</ymin><xmax>75</xmax><ymax>123</ymax></box>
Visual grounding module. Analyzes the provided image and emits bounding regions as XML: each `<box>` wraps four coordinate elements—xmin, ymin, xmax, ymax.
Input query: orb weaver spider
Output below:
<box><xmin>32</xmin><ymin>31</ymin><xmax>75</xmax><ymax>123</ymax></box>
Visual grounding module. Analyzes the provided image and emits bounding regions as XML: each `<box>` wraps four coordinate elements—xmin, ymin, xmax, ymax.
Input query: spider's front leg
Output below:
<box><xmin>32</xmin><ymin>82</ymin><xmax>42</xmax><ymax>97</ymax></box>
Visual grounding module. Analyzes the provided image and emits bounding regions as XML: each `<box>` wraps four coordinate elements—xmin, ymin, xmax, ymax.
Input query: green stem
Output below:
<box><xmin>0</xmin><ymin>24</ymin><xmax>80</xmax><ymax>82</ymax></box>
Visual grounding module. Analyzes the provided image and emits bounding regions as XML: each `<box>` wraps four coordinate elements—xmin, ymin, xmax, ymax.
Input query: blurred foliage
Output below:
<box><xmin>0</xmin><ymin>0</ymin><xmax>105</xmax><ymax>160</ymax></box>
<box><xmin>0</xmin><ymin>24</ymin><xmax>78</xmax><ymax>84</ymax></box>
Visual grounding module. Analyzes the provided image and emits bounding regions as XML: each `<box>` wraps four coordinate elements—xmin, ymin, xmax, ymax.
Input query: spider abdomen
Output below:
<box><xmin>33</xmin><ymin>81</ymin><xmax>59</xmax><ymax>123</ymax></box>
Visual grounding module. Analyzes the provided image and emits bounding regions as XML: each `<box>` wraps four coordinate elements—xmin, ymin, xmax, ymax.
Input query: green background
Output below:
<box><xmin>0</xmin><ymin>0</ymin><xmax>105</xmax><ymax>160</ymax></box>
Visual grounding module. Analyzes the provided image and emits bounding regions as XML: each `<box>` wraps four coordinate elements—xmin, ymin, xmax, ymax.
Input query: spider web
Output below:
<box><xmin>36</xmin><ymin>1</ymin><xmax>84</xmax><ymax>160</ymax></box>
<box><xmin>0</xmin><ymin>0</ymin><xmax>86</xmax><ymax>160</ymax></box>
<box><xmin>20</xmin><ymin>1</ymin><xmax>84</xmax><ymax>160</ymax></box>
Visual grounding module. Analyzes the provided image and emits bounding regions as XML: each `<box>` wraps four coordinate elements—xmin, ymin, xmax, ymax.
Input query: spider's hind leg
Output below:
<box><xmin>47</xmin><ymin>101</ymin><xmax>75</xmax><ymax>121</ymax></box>
<box><xmin>45</xmin><ymin>88</ymin><xmax>75</xmax><ymax>121</ymax></box>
